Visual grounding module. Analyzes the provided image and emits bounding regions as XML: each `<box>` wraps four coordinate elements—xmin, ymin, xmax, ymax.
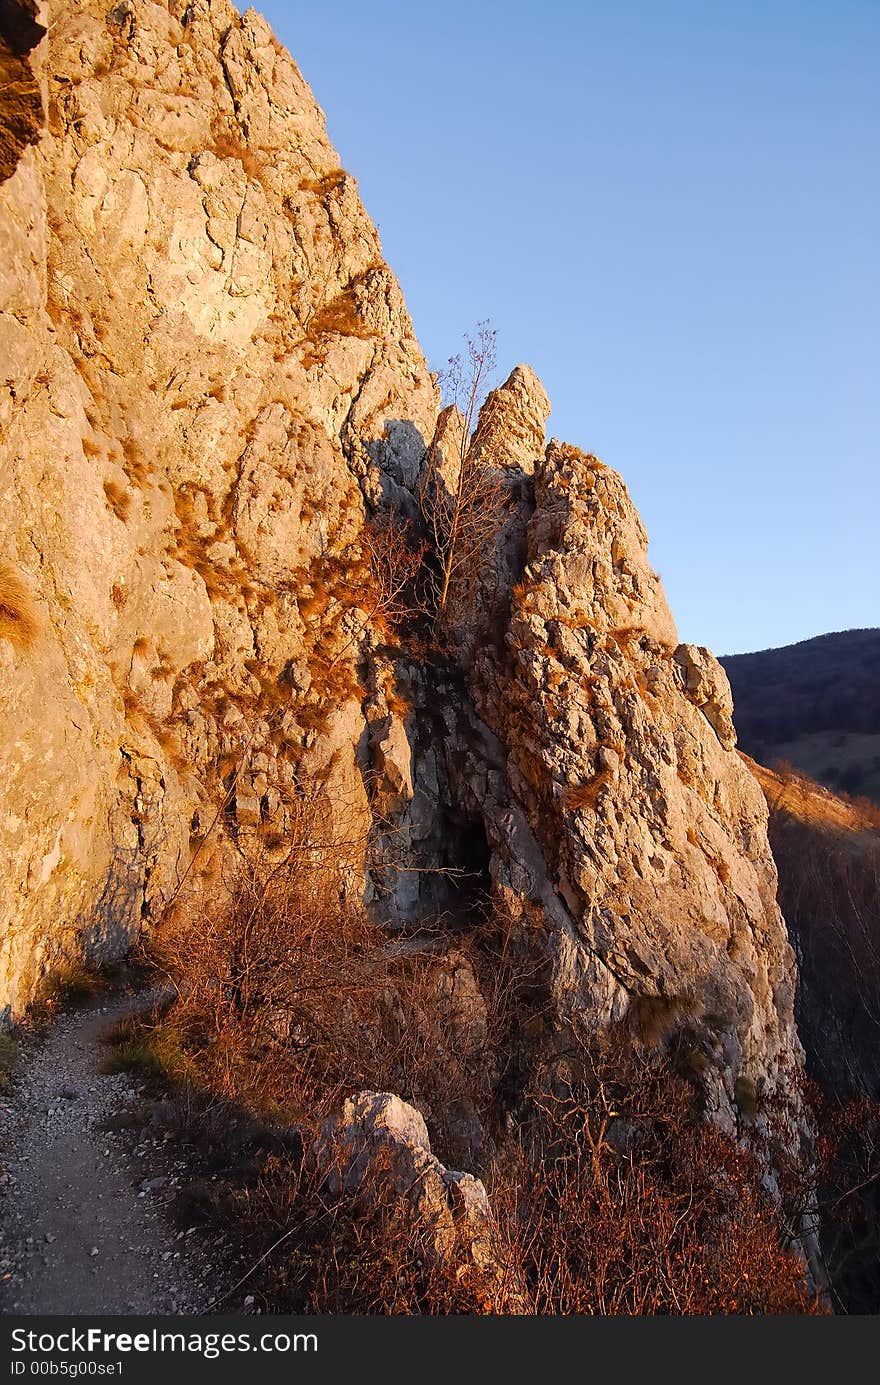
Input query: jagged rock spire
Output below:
<box><xmin>470</xmin><ymin>364</ymin><xmax>551</xmax><ymax>473</ymax></box>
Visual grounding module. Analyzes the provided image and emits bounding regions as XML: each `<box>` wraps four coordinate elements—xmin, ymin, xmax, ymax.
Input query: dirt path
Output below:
<box><xmin>0</xmin><ymin>991</ymin><xmax>213</xmax><ymax>1314</ymax></box>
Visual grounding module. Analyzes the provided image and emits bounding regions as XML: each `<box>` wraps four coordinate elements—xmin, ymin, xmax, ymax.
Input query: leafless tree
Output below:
<box><xmin>420</xmin><ymin>322</ymin><xmax>509</xmax><ymax>628</ymax></box>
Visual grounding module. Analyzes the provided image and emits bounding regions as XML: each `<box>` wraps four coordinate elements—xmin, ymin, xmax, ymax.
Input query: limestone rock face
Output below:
<box><xmin>455</xmin><ymin>404</ymin><xmax>801</xmax><ymax>1127</ymax></box>
<box><xmin>0</xmin><ymin>0</ymin><xmax>438</xmax><ymax>1010</ymax></box>
<box><xmin>313</xmin><ymin>1091</ymin><xmax>523</xmax><ymax>1311</ymax></box>
<box><xmin>470</xmin><ymin>364</ymin><xmax>551</xmax><ymax>474</ymax></box>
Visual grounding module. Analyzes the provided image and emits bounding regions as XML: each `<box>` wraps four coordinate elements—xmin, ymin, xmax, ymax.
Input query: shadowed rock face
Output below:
<box><xmin>0</xmin><ymin>1</ymin><xmax>45</xmax><ymax>183</ymax></box>
<box><xmin>0</xmin><ymin>1</ymin><xmax>803</xmax><ymax>1150</ymax></box>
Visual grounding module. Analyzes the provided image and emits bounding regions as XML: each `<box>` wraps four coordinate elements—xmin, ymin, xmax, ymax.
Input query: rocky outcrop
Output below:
<box><xmin>444</xmin><ymin>386</ymin><xmax>802</xmax><ymax>1129</ymax></box>
<box><xmin>470</xmin><ymin>364</ymin><xmax>550</xmax><ymax>474</ymax></box>
<box><xmin>0</xmin><ymin>0</ymin><xmax>804</xmax><ymax>1162</ymax></box>
<box><xmin>313</xmin><ymin>1091</ymin><xmax>523</xmax><ymax>1311</ymax></box>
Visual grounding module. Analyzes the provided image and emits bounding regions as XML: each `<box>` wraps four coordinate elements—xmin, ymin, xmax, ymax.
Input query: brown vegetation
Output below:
<box><xmin>121</xmin><ymin>437</ymin><xmax>150</xmax><ymax>488</ymax></box>
<box><xmin>284</xmin><ymin>514</ymin><xmax>426</xmax><ymax>734</ymax></box>
<box><xmin>489</xmin><ymin>1040</ymin><xmax>820</xmax><ymax>1315</ymax></box>
<box><xmin>208</xmin><ymin>117</ymin><xmax>266</xmax><ymax>184</ymax></box>
<box><xmin>0</xmin><ymin>561</ymin><xmax>39</xmax><ymax>649</ymax></box>
<box><xmin>298</xmin><ymin>279</ymin><xmax>377</xmax><ymax>368</ymax></box>
<box><xmin>103</xmin><ymin>478</ymin><xmax>131</xmax><ymax>522</ymax></box>
<box><xmin>564</xmin><ymin>767</ymin><xmax>612</xmax><ymax>813</ymax></box>
<box><xmin>102</xmin><ymin>767</ymin><xmax>823</xmax><ymax>1315</ymax></box>
<box><xmin>299</xmin><ymin>167</ymin><xmax>349</xmax><ymax>197</ymax></box>
<box><xmin>151</xmin><ymin>784</ymin><xmax>508</xmax><ymax>1155</ymax></box>
<box><xmin>419</xmin><ymin>322</ymin><xmax>510</xmax><ymax>630</ymax></box>
<box><xmin>114</xmin><ymin>938</ymin><xmax>820</xmax><ymax>1314</ymax></box>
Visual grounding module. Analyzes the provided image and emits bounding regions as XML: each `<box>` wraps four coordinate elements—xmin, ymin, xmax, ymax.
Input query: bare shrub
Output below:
<box><xmin>118</xmin><ymin>796</ymin><xmax>827</xmax><ymax>1316</ymax></box>
<box><xmin>290</xmin><ymin>514</ymin><xmax>426</xmax><ymax>727</ymax></box>
<box><xmin>227</xmin><ymin>1149</ymin><xmax>499</xmax><ymax>1314</ymax></box>
<box><xmin>153</xmin><ymin>806</ymin><xmax>515</xmax><ymax>1161</ymax></box>
<box><xmin>185</xmin><ymin>1029</ymin><xmax>822</xmax><ymax>1315</ymax></box>
<box><xmin>420</xmin><ymin>322</ymin><xmax>509</xmax><ymax>629</ymax></box>
<box><xmin>491</xmin><ymin>1037</ymin><xmax>822</xmax><ymax>1315</ymax></box>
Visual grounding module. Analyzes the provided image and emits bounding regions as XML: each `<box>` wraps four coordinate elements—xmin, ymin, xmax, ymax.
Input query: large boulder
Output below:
<box><xmin>313</xmin><ymin>1091</ymin><xmax>523</xmax><ymax>1312</ymax></box>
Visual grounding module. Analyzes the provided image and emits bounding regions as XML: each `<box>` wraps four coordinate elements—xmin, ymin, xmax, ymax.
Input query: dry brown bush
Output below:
<box><xmin>103</xmin><ymin>478</ymin><xmax>131</xmax><ymax>522</ymax></box>
<box><xmin>124</xmin><ymin>777</ymin><xmax>824</xmax><ymax>1316</ymax></box>
<box><xmin>564</xmin><ymin>768</ymin><xmax>612</xmax><ymax>813</ymax></box>
<box><xmin>299</xmin><ymin>167</ymin><xmax>348</xmax><ymax>197</ymax></box>
<box><xmin>226</xmin><ymin>1148</ymin><xmax>499</xmax><ymax>1314</ymax></box>
<box><xmin>0</xmin><ymin>561</ymin><xmax>39</xmax><ymax>649</ymax></box>
<box><xmin>291</xmin><ymin>515</ymin><xmax>427</xmax><ymax>720</ymax></box>
<box><xmin>208</xmin><ymin>117</ymin><xmax>265</xmax><ymax>183</ymax></box>
<box><xmin>182</xmin><ymin>1029</ymin><xmax>822</xmax><ymax>1315</ymax></box>
<box><xmin>152</xmin><ymin>786</ymin><xmax>517</xmax><ymax>1164</ymax></box>
<box><xmin>298</xmin><ymin>281</ymin><xmax>376</xmax><ymax>369</ymax></box>
<box><xmin>305</xmin><ymin>288</ymin><xmax>372</xmax><ymax>340</ymax></box>
<box><xmin>490</xmin><ymin>1038</ymin><xmax>821</xmax><ymax>1315</ymax></box>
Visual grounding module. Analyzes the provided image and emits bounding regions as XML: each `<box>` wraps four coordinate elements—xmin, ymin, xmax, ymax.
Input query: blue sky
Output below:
<box><xmin>258</xmin><ymin>0</ymin><xmax>878</xmax><ymax>656</ymax></box>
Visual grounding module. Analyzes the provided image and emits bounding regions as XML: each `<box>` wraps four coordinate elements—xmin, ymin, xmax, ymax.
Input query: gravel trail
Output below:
<box><xmin>0</xmin><ymin>992</ymin><xmax>210</xmax><ymax>1314</ymax></box>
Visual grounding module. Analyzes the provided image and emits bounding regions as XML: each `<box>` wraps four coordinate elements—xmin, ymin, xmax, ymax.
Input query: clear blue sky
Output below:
<box><xmin>258</xmin><ymin>0</ymin><xmax>878</xmax><ymax>656</ymax></box>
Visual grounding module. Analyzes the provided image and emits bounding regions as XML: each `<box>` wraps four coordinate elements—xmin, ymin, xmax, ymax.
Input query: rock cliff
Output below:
<box><xmin>0</xmin><ymin>0</ymin><xmax>437</xmax><ymax>1008</ymax></box>
<box><xmin>0</xmin><ymin>0</ymin><xmax>801</xmax><ymax>1138</ymax></box>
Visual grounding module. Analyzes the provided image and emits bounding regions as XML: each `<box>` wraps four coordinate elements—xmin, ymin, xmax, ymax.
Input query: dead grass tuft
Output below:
<box><xmin>103</xmin><ymin>478</ymin><xmax>131</xmax><ymax>522</ymax></box>
<box><xmin>564</xmin><ymin>767</ymin><xmax>612</xmax><ymax>813</ymax></box>
<box><xmin>300</xmin><ymin>285</ymin><xmax>375</xmax><ymax>366</ymax></box>
<box><xmin>0</xmin><ymin>562</ymin><xmax>39</xmax><ymax>649</ymax></box>
<box><xmin>299</xmin><ymin>167</ymin><xmax>349</xmax><ymax>197</ymax></box>
<box><xmin>208</xmin><ymin>117</ymin><xmax>266</xmax><ymax>183</ymax></box>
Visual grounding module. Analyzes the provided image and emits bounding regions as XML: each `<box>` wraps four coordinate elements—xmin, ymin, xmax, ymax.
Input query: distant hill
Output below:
<box><xmin>721</xmin><ymin>629</ymin><xmax>880</xmax><ymax>803</ymax></box>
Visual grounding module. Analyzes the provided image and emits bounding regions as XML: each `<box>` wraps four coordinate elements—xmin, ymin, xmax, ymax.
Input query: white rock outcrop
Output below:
<box><xmin>313</xmin><ymin>1091</ymin><xmax>523</xmax><ymax>1311</ymax></box>
<box><xmin>453</xmin><ymin>399</ymin><xmax>801</xmax><ymax>1129</ymax></box>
